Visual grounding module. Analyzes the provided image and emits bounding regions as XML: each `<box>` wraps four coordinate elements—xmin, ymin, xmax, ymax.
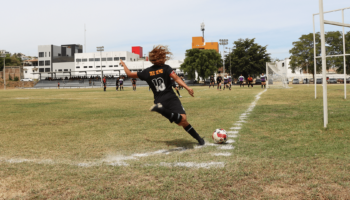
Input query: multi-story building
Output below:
<box><xmin>37</xmin><ymin>44</ymin><xmax>82</xmax><ymax>75</ymax></box>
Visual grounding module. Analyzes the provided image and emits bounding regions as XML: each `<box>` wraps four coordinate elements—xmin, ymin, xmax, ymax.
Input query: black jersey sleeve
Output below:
<box><xmin>165</xmin><ymin>65</ymin><xmax>174</xmax><ymax>76</ymax></box>
<box><xmin>137</xmin><ymin>70</ymin><xmax>148</xmax><ymax>81</ymax></box>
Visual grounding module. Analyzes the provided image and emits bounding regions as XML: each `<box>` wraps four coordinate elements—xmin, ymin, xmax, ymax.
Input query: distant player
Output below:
<box><xmin>171</xmin><ymin>77</ymin><xmax>182</xmax><ymax>97</ymax></box>
<box><xmin>247</xmin><ymin>75</ymin><xmax>253</xmax><ymax>88</ymax></box>
<box><xmin>132</xmin><ymin>78</ymin><xmax>137</xmax><ymax>91</ymax></box>
<box><xmin>179</xmin><ymin>75</ymin><xmax>185</xmax><ymax>90</ymax></box>
<box><xmin>228</xmin><ymin>76</ymin><xmax>232</xmax><ymax>90</ymax></box>
<box><xmin>116</xmin><ymin>77</ymin><xmax>120</xmax><ymax>91</ymax></box>
<box><xmin>223</xmin><ymin>75</ymin><xmax>230</xmax><ymax>90</ymax></box>
<box><xmin>239</xmin><ymin>74</ymin><xmax>244</xmax><ymax>87</ymax></box>
<box><xmin>261</xmin><ymin>73</ymin><xmax>267</xmax><ymax>88</ymax></box>
<box><xmin>209</xmin><ymin>75</ymin><xmax>215</xmax><ymax>88</ymax></box>
<box><xmin>58</xmin><ymin>82</ymin><xmax>60</xmax><ymax>89</ymax></box>
<box><xmin>216</xmin><ymin>74</ymin><xmax>223</xmax><ymax>90</ymax></box>
<box><xmin>103</xmin><ymin>76</ymin><xmax>107</xmax><ymax>91</ymax></box>
<box><xmin>119</xmin><ymin>77</ymin><xmax>124</xmax><ymax>91</ymax></box>
<box><xmin>119</xmin><ymin>45</ymin><xmax>204</xmax><ymax>145</ymax></box>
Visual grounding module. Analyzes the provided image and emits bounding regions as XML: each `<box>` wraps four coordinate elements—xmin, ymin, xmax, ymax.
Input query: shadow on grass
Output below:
<box><xmin>145</xmin><ymin>138</ymin><xmax>196</xmax><ymax>150</ymax></box>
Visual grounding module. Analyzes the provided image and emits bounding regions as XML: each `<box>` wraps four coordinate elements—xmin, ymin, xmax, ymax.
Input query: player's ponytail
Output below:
<box><xmin>149</xmin><ymin>45</ymin><xmax>172</xmax><ymax>66</ymax></box>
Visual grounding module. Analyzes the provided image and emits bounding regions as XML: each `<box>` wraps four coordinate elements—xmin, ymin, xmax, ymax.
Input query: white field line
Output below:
<box><xmin>212</xmin><ymin>153</ymin><xmax>232</xmax><ymax>157</ymax></box>
<box><xmin>160</xmin><ymin>162</ymin><xmax>225</xmax><ymax>169</ymax></box>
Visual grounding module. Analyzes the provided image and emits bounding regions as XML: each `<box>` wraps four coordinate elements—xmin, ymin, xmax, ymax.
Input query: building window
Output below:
<box><xmin>89</xmin><ymin>66</ymin><xmax>93</xmax><ymax>68</ymax></box>
<box><xmin>130</xmin><ymin>58</ymin><xmax>132</xmax><ymax>61</ymax></box>
<box><xmin>49</xmin><ymin>52</ymin><xmax>50</xmax><ymax>57</ymax></box>
<box><xmin>120</xmin><ymin>57</ymin><xmax>126</xmax><ymax>60</ymax></box>
<box><xmin>96</xmin><ymin>66</ymin><xmax>100</xmax><ymax>68</ymax></box>
<box><xmin>84</xmin><ymin>66</ymin><xmax>87</xmax><ymax>68</ymax></box>
<box><xmin>89</xmin><ymin>58</ymin><xmax>94</xmax><ymax>62</ymax></box>
<box><xmin>45</xmin><ymin>68</ymin><xmax>50</xmax><ymax>72</ymax></box>
<box><xmin>64</xmin><ymin>69</ymin><xmax>68</xmax><ymax>72</ymax></box>
<box><xmin>102</xmin><ymin>58</ymin><xmax>106</xmax><ymax>61</ymax></box>
<box><xmin>109</xmin><ymin>65</ymin><xmax>113</xmax><ymax>68</ymax></box>
<box><xmin>76</xmin><ymin>66</ymin><xmax>80</xmax><ymax>69</ymax></box>
<box><xmin>102</xmin><ymin>66</ymin><xmax>106</xmax><ymax>68</ymax></box>
<box><xmin>58</xmin><ymin>69</ymin><xmax>63</xmax><ymax>72</ymax></box>
<box><xmin>114</xmin><ymin>57</ymin><xmax>119</xmax><ymax>61</ymax></box>
<box><xmin>95</xmin><ymin>58</ymin><xmax>100</xmax><ymax>61</ymax></box>
<box><xmin>82</xmin><ymin>58</ymin><xmax>87</xmax><ymax>62</ymax></box>
<box><xmin>45</xmin><ymin>52</ymin><xmax>47</xmax><ymax>57</ymax></box>
<box><xmin>39</xmin><ymin>61</ymin><xmax>44</xmax><ymax>66</ymax></box>
<box><xmin>45</xmin><ymin>60</ymin><xmax>50</xmax><ymax>66</ymax></box>
<box><xmin>58</xmin><ymin>53</ymin><xmax>61</xmax><ymax>56</ymax></box>
<box><xmin>25</xmin><ymin>71</ymin><xmax>27</xmax><ymax>73</ymax></box>
<box><xmin>107</xmin><ymin>57</ymin><xmax>113</xmax><ymax>61</ymax></box>
<box><xmin>134</xmin><ymin>59</ymin><xmax>136</xmax><ymax>61</ymax></box>
<box><xmin>114</xmin><ymin>65</ymin><xmax>118</xmax><ymax>67</ymax></box>
<box><xmin>76</xmin><ymin>59</ymin><xmax>81</xmax><ymax>62</ymax></box>
<box><xmin>39</xmin><ymin>68</ymin><xmax>44</xmax><ymax>72</ymax></box>
<box><xmin>39</xmin><ymin>52</ymin><xmax>44</xmax><ymax>57</ymax></box>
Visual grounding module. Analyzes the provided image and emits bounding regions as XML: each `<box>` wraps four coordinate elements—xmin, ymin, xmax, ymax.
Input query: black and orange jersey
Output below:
<box><xmin>137</xmin><ymin>64</ymin><xmax>177</xmax><ymax>103</ymax></box>
<box><xmin>132</xmin><ymin>78</ymin><xmax>137</xmax><ymax>84</ymax></box>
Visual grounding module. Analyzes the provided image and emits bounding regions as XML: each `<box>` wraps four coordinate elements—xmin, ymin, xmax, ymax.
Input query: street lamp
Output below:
<box><xmin>0</xmin><ymin>50</ymin><xmax>9</xmax><ymax>90</ymax></box>
<box><xmin>96</xmin><ymin>46</ymin><xmax>104</xmax><ymax>87</ymax></box>
<box><xmin>219</xmin><ymin>39</ymin><xmax>228</xmax><ymax>75</ymax></box>
<box><xmin>200</xmin><ymin>22</ymin><xmax>205</xmax><ymax>39</ymax></box>
<box><xmin>225</xmin><ymin>47</ymin><xmax>232</xmax><ymax>76</ymax></box>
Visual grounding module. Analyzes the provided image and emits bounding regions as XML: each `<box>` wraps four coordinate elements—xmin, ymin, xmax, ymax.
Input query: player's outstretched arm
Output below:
<box><xmin>170</xmin><ymin>73</ymin><xmax>194</xmax><ymax>97</ymax></box>
<box><xmin>120</xmin><ymin>60</ymin><xmax>138</xmax><ymax>78</ymax></box>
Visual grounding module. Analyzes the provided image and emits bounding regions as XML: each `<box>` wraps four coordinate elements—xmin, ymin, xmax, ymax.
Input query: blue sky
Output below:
<box><xmin>1</xmin><ymin>0</ymin><xmax>349</xmax><ymax>60</ymax></box>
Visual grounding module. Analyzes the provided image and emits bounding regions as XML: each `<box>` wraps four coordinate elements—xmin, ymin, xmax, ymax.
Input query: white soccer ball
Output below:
<box><xmin>212</xmin><ymin>129</ymin><xmax>227</xmax><ymax>144</ymax></box>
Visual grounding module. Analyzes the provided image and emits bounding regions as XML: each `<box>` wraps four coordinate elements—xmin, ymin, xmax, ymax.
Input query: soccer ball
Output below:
<box><xmin>212</xmin><ymin>129</ymin><xmax>227</xmax><ymax>144</ymax></box>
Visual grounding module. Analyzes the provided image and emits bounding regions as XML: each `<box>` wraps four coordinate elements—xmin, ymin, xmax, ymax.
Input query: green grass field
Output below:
<box><xmin>1</xmin><ymin>85</ymin><xmax>350</xmax><ymax>199</ymax></box>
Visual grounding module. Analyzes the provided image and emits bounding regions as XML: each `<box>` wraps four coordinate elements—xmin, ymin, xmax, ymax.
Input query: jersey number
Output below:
<box><xmin>152</xmin><ymin>78</ymin><xmax>166</xmax><ymax>92</ymax></box>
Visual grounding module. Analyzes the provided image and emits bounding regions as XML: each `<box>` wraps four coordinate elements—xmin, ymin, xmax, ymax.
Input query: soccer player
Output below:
<box><xmin>171</xmin><ymin>77</ymin><xmax>182</xmax><ymax>98</ymax></box>
<box><xmin>247</xmin><ymin>75</ymin><xmax>253</xmax><ymax>88</ymax></box>
<box><xmin>103</xmin><ymin>76</ymin><xmax>107</xmax><ymax>91</ymax></box>
<box><xmin>209</xmin><ymin>75</ymin><xmax>215</xmax><ymax>88</ymax></box>
<box><xmin>119</xmin><ymin>45</ymin><xmax>205</xmax><ymax>145</ymax></box>
<box><xmin>239</xmin><ymin>74</ymin><xmax>244</xmax><ymax>87</ymax></box>
<box><xmin>223</xmin><ymin>75</ymin><xmax>229</xmax><ymax>90</ymax></box>
<box><xmin>131</xmin><ymin>77</ymin><xmax>137</xmax><ymax>91</ymax></box>
<box><xmin>228</xmin><ymin>75</ymin><xmax>232</xmax><ymax>90</ymax></box>
<box><xmin>261</xmin><ymin>73</ymin><xmax>267</xmax><ymax>88</ymax></box>
<box><xmin>58</xmin><ymin>82</ymin><xmax>60</xmax><ymax>89</ymax></box>
<box><xmin>116</xmin><ymin>77</ymin><xmax>120</xmax><ymax>91</ymax></box>
<box><xmin>119</xmin><ymin>77</ymin><xmax>124</xmax><ymax>91</ymax></box>
<box><xmin>216</xmin><ymin>74</ymin><xmax>223</xmax><ymax>90</ymax></box>
<box><xmin>179</xmin><ymin>75</ymin><xmax>185</xmax><ymax>90</ymax></box>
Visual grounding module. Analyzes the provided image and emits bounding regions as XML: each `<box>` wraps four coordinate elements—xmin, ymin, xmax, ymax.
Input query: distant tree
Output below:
<box><xmin>0</xmin><ymin>53</ymin><xmax>22</xmax><ymax>71</ymax></box>
<box><xmin>289</xmin><ymin>31</ymin><xmax>350</xmax><ymax>78</ymax></box>
<box><xmin>225</xmin><ymin>38</ymin><xmax>271</xmax><ymax>78</ymax></box>
<box><xmin>180</xmin><ymin>48</ymin><xmax>221</xmax><ymax>82</ymax></box>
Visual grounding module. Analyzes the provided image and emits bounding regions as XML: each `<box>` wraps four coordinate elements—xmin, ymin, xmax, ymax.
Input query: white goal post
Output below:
<box><xmin>266</xmin><ymin>62</ymin><xmax>289</xmax><ymax>89</ymax></box>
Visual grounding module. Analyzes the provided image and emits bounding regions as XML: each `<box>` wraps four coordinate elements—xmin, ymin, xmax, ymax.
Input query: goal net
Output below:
<box><xmin>266</xmin><ymin>62</ymin><xmax>289</xmax><ymax>89</ymax></box>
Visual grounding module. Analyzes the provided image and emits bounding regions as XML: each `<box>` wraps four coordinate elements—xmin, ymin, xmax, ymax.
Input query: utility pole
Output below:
<box><xmin>219</xmin><ymin>39</ymin><xmax>228</xmax><ymax>75</ymax></box>
<box><xmin>0</xmin><ymin>50</ymin><xmax>9</xmax><ymax>90</ymax></box>
<box><xmin>97</xmin><ymin>46</ymin><xmax>104</xmax><ymax>87</ymax></box>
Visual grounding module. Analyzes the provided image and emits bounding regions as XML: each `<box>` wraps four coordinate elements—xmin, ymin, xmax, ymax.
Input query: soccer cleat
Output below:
<box><xmin>198</xmin><ymin>137</ymin><xmax>205</xmax><ymax>145</ymax></box>
<box><xmin>149</xmin><ymin>103</ymin><xmax>163</xmax><ymax>112</ymax></box>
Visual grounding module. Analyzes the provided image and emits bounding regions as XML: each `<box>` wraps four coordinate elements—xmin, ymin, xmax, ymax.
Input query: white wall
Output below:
<box><xmin>23</xmin><ymin>66</ymin><xmax>40</xmax><ymax>79</ymax></box>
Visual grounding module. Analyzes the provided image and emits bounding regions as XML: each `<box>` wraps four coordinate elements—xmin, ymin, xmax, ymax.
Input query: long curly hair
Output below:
<box><xmin>149</xmin><ymin>45</ymin><xmax>172</xmax><ymax>66</ymax></box>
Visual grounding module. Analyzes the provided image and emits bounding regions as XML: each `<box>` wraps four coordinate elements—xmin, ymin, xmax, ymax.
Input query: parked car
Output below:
<box><xmin>347</xmin><ymin>78</ymin><xmax>350</xmax><ymax>83</ymax></box>
<box><xmin>303</xmin><ymin>78</ymin><xmax>310</xmax><ymax>84</ymax></box>
<box><xmin>255</xmin><ymin>79</ymin><xmax>261</xmax><ymax>85</ymax></box>
<box><xmin>292</xmin><ymin>78</ymin><xmax>299</xmax><ymax>84</ymax></box>
<box><xmin>337</xmin><ymin>78</ymin><xmax>344</xmax><ymax>83</ymax></box>
<box><xmin>316</xmin><ymin>78</ymin><xmax>322</xmax><ymax>84</ymax></box>
<box><xmin>328</xmin><ymin>78</ymin><xmax>337</xmax><ymax>84</ymax></box>
<box><xmin>20</xmin><ymin>78</ymin><xmax>33</xmax><ymax>81</ymax></box>
<box><xmin>310</xmin><ymin>78</ymin><xmax>314</xmax><ymax>83</ymax></box>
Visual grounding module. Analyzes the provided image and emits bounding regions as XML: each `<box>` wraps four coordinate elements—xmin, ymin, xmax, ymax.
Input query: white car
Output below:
<box><xmin>20</xmin><ymin>78</ymin><xmax>33</xmax><ymax>81</ymax></box>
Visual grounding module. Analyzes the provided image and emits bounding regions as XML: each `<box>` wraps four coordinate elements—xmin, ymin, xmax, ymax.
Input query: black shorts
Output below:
<box><xmin>217</xmin><ymin>81</ymin><xmax>221</xmax><ymax>84</ymax></box>
<box><xmin>239</xmin><ymin>81</ymin><xmax>243</xmax><ymax>84</ymax></box>
<box><xmin>159</xmin><ymin>96</ymin><xmax>186</xmax><ymax>115</ymax></box>
<box><xmin>210</xmin><ymin>81</ymin><xmax>215</xmax><ymax>83</ymax></box>
<box><xmin>224</xmin><ymin>82</ymin><xmax>228</xmax><ymax>84</ymax></box>
<box><xmin>172</xmin><ymin>84</ymin><xmax>178</xmax><ymax>88</ymax></box>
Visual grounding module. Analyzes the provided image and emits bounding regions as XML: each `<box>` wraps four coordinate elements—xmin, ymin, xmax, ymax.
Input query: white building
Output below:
<box><xmin>74</xmin><ymin>51</ymin><xmax>184</xmax><ymax>77</ymax></box>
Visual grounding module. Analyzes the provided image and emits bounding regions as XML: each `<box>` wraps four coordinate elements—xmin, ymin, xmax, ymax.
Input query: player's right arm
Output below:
<box><xmin>120</xmin><ymin>60</ymin><xmax>138</xmax><ymax>78</ymax></box>
<box><xmin>170</xmin><ymin>72</ymin><xmax>194</xmax><ymax>97</ymax></box>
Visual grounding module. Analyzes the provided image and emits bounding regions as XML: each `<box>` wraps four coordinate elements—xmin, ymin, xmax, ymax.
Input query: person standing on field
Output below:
<box><xmin>58</xmin><ymin>82</ymin><xmax>60</xmax><ymax>89</ymax></box>
<box><xmin>119</xmin><ymin>77</ymin><xmax>124</xmax><ymax>91</ymax></box>
<box><xmin>209</xmin><ymin>75</ymin><xmax>215</xmax><ymax>88</ymax></box>
<box><xmin>216</xmin><ymin>74</ymin><xmax>223</xmax><ymax>91</ymax></box>
<box><xmin>131</xmin><ymin>77</ymin><xmax>137</xmax><ymax>91</ymax></box>
<box><xmin>260</xmin><ymin>73</ymin><xmax>267</xmax><ymax>88</ymax></box>
<box><xmin>119</xmin><ymin>45</ymin><xmax>205</xmax><ymax>145</ymax></box>
<box><xmin>239</xmin><ymin>74</ymin><xmax>244</xmax><ymax>87</ymax></box>
<box><xmin>103</xmin><ymin>76</ymin><xmax>107</xmax><ymax>91</ymax></box>
<box><xmin>247</xmin><ymin>75</ymin><xmax>253</xmax><ymax>87</ymax></box>
<box><xmin>116</xmin><ymin>77</ymin><xmax>120</xmax><ymax>91</ymax></box>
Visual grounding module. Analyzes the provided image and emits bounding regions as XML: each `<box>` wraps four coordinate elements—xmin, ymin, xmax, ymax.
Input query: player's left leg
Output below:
<box><xmin>150</xmin><ymin>103</ymin><xmax>204</xmax><ymax>145</ymax></box>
